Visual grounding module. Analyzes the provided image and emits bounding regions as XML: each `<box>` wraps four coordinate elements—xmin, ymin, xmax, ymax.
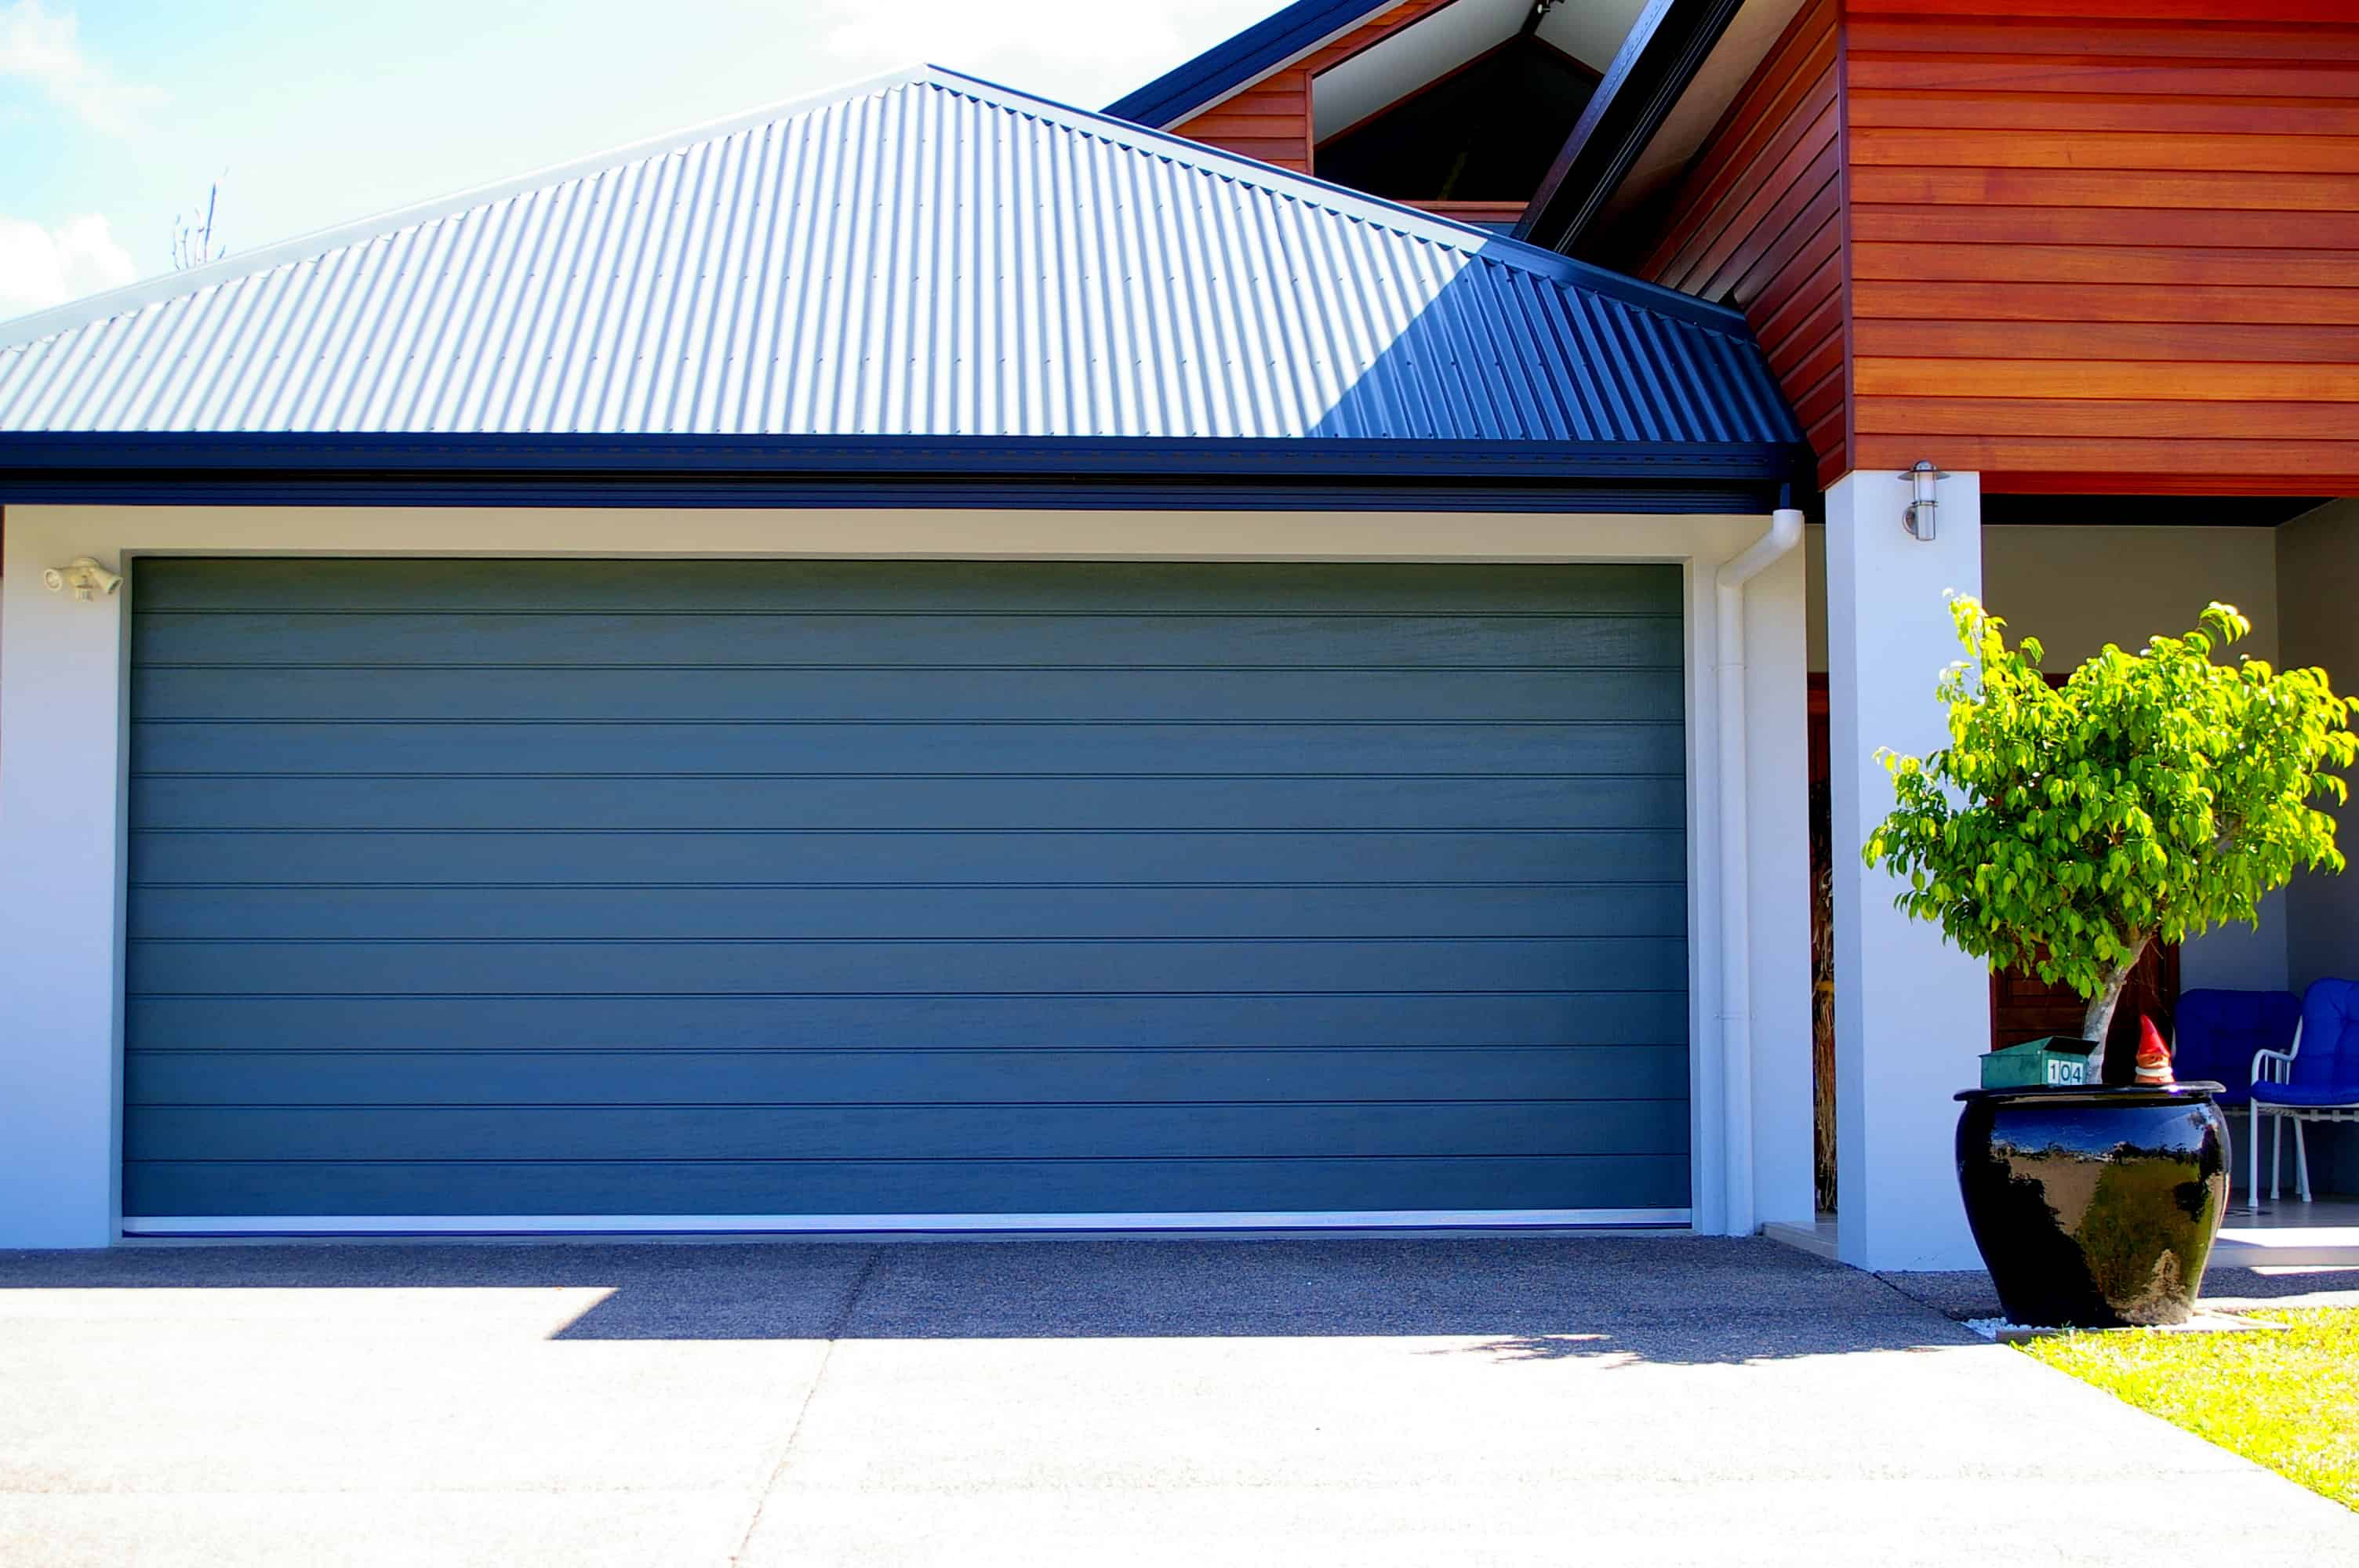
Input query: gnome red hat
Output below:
<box><xmin>2135</xmin><ymin>1015</ymin><xmax>2175</xmax><ymax>1087</ymax></box>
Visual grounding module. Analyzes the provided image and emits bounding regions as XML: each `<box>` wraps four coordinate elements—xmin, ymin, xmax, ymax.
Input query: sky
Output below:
<box><xmin>0</xmin><ymin>0</ymin><xmax>1277</xmax><ymax>321</ymax></box>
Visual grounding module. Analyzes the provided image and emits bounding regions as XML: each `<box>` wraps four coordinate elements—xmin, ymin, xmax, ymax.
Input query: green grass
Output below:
<box><xmin>2019</xmin><ymin>1308</ymin><xmax>2359</xmax><ymax>1512</ymax></box>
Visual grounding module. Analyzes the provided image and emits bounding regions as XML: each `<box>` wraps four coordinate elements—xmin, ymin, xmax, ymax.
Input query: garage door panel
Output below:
<box><xmin>129</xmin><ymin>1101</ymin><xmax>1691</xmax><ymax>1163</ymax></box>
<box><xmin>133</xmin><ymin>666</ymin><xmax>1688</xmax><ymax>724</ymax></box>
<box><xmin>129</xmin><ymin>990</ymin><xmax>1692</xmax><ymax>1051</ymax></box>
<box><xmin>125</xmin><ymin>558</ymin><xmax>1692</xmax><ymax>1225</ymax></box>
<box><xmin>130</xmin><ymin>884</ymin><xmax>1691</xmax><ymax>942</ymax></box>
<box><xmin>134</xmin><ymin>610</ymin><xmax>1686</xmax><ymax>670</ymax></box>
<box><xmin>131</xmin><ymin>775</ymin><xmax>1685</xmax><ymax>833</ymax></box>
<box><xmin>128</xmin><ymin>1044</ymin><xmax>1690</xmax><ymax>1106</ymax></box>
<box><xmin>134</xmin><ymin>558</ymin><xmax>1680</xmax><ymax>616</ymax></box>
<box><xmin>129</xmin><ymin>936</ymin><xmax>1691</xmax><ymax>996</ymax></box>
<box><xmin>133</xmin><ymin>827</ymin><xmax>1689</xmax><ymax>886</ymax></box>
<box><xmin>125</xmin><ymin>1155</ymin><xmax>1695</xmax><ymax>1219</ymax></box>
<box><xmin>135</xmin><ymin>720</ymin><xmax>1689</xmax><ymax>778</ymax></box>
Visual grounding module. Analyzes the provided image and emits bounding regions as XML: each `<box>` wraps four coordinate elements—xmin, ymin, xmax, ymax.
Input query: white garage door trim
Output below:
<box><xmin>0</xmin><ymin>502</ymin><xmax>1813</xmax><ymax>1247</ymax></box>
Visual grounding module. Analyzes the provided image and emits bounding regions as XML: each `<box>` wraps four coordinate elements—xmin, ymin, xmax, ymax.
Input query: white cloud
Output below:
<box><xmin>0</xmin><ymin>212</ymin><xmax>136</xmax><ymax>321</ymax></box>
<box><xmin>812</xmin><ymin>0</ymin><xmax>1277</xmax><ymax>111</ymax></box>
<box><xmin>0</xmin><ymin>0</ymin><xmax>158</xmax><ymax>135</ymax></box>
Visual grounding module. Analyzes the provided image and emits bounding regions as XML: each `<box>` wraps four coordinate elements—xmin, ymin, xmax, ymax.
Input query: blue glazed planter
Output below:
<box><xmin>1954</xmin><ymin>1083</ymin><xmax>2231</xmax><ymax>1328</ymax></box>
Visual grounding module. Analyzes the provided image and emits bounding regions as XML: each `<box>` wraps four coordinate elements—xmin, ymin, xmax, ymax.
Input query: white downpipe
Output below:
<box><xmin>1714</xmin><ymin>506</ymin><xmax>1805</xmax><ymax>1236</ymax></box>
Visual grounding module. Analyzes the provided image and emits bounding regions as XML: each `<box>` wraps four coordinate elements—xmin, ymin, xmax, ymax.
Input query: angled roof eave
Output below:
<box><xmin>1103</xmin><ymin>0</ymin><xmax>1398</xmax><ymax>127</ymax></box>
<box><xmin>1517</xmin><ymin>0</ymin><xmax>1744</xmax><ymax>255</ymax></box>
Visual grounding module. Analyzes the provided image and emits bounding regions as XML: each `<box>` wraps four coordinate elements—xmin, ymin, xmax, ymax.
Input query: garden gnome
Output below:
<box><xmin>2134</xmin><ymin>1016</ymin><xmax>2175</xmax><ymax>1087</ymax></box>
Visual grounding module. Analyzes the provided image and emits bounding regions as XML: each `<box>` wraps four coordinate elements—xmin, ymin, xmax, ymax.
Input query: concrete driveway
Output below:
<box><xmin>1</xmin><ymin>1237</ymin><xmax>2352</xmax><ymax>1566</ymax></box>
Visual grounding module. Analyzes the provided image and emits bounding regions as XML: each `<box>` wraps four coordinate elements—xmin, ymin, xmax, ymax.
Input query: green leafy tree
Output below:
<box><xmin>1865</xmin><ymin>598</ymin><xmax>2356</xmax><ymax>1068</ymax></box>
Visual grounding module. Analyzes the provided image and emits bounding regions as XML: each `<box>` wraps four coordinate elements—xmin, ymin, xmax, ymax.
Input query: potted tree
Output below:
<box><xmin>1866</xmin><ymin>599</ymin><xmax>2355</xmax><ymax>1327</ymax></box>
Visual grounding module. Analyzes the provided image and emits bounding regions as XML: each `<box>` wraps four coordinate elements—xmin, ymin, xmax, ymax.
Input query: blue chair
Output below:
<box><xmin>2249</xmin><ymin>978</ymin><xmax>2359</xmax><ymax>1209</ymax></box>
<box><xmin>2172</xmin><ymin>988</ymin><xmax>2299</xmax><ymax>1108</ymax></box>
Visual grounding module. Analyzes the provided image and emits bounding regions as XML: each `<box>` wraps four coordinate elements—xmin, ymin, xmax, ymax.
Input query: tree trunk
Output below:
<box><xmin>2081</xmin><ymin>937</ymin><xmax>2151</xmax><ymax>1080</ymax></box>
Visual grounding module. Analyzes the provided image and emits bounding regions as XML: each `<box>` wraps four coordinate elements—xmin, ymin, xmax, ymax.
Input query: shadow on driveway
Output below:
<box><xmin>0</xmin><ymin>1234</ymin><xmax>1983</xmax><ymax>1363</ymax></box>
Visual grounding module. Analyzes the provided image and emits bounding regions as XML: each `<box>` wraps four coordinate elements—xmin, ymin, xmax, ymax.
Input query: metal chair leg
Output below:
<box><xmin>2273</xmin><ymin>1114</ymin><xmax>2284</xmax><ymax>1201</ymax></box>
<box><xmin>2249</xmin><ymin>1100</ymin><xmax>2263</xmax><ymax>1212</ymax></box>
<box><xmin>2294</xmin><ymin>1117</ymin><xmax>2313</xmax><ymax>1204</ymax></box>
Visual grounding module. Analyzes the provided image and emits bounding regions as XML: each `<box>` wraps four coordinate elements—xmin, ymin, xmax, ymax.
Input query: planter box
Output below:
<box><xmin>1983</xmin><ymin>1036</ymin><xmax>2097</xmax><ymax>1089</ymax></box>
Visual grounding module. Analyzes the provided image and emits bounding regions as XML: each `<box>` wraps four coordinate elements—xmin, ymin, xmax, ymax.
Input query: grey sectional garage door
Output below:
<box><xmin>124</xmin><ymin>558</ymin><xmax>1689</xmax><ymax>1229</ymax></box>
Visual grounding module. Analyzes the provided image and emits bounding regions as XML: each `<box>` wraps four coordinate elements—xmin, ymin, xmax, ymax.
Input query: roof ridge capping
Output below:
<box><xmin>921</xmin><ymin>64</ymin><xmax>1758</xmax><ymax>341</ymax></box>
<box><xmin>2</xmin><ymin>58</ymin><xmax>1754</xmax><ymax>356</ymax></box>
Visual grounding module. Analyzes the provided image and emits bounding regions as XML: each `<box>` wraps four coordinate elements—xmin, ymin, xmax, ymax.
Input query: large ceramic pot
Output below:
<box><xmin>1953</xmin><ymin>1083</ymin><xmax>2230</xmax><ymax>1328</ymax></box>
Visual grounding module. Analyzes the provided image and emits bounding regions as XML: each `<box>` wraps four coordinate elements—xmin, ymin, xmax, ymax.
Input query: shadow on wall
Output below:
<box><xmin>0</xmin><ymin>1236</ymin><xmax>1979</xmax><ymax>1359</ymax></box>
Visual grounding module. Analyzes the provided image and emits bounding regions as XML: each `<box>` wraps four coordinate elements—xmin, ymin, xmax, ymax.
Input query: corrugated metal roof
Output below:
<box><xmin>0</xmin><ymin>65</ymin><xmax>1797</xmax><ymax>449</ymax></box>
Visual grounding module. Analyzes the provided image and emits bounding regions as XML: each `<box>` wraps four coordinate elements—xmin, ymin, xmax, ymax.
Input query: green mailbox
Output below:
<box><xmin>1980</xmin><ymin>1036</ymin><xmax>2097</xmax><ymax>1089</ymax></box>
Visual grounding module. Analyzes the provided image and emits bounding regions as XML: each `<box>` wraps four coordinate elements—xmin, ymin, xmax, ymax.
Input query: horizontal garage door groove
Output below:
<box><xmin>122</xmin><ymin>1210</ymin><xmax>1696</xmax><ymax>1237</ymax></box>
<box><xmin>126</xmin><ymin>1043</ymin><xmax>1686</xmax><ymax>1052</ymax></box>
<box><xmin>125</xmin><ymin>558</ymin><xmax>1692</xmax><ymax>1229</ymax></box>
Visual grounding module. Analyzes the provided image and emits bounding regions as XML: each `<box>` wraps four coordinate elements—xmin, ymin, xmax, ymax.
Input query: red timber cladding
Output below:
<box><xmin>1634</xmin><ymin>0</ymin><xmax>1848</xmax><ymax>485</ymax></box>
<box><xmin>1169</xmin><ymin>0</ymin><xmax>1458</xmax><ymax>174</ymax></box>
<box><xmin>1410</xmin><ymin>200</ymin><xmax>1530</xmax><ymax>227</ymax></box>
<box><xmin>1843</xmin><ymin>0</ymin><xmax>2359</xmax><ymax>494</ymax></box>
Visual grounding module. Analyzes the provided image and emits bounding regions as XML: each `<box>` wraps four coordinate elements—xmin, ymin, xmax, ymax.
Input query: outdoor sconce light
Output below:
<box><xmin>42</xmin><ymin>557</ymin><xmax>122</xmax><ymax>601</ymax></box>
<box><xmin>1899</xmin><ymin>459</ymin><xmax>1946</xmax><ymax>542</ymax></box>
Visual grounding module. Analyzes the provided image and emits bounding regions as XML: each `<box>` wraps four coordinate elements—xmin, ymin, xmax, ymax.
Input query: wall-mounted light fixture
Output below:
<box><xmin>42</xmin><ymin>557</ymin><xmax>122</xmax><ymax>601</ymax></box>
<box><xmin>1899</xmin><ymin>460</ymin><xmax>1946</xmax><ymax>542</ymax></box>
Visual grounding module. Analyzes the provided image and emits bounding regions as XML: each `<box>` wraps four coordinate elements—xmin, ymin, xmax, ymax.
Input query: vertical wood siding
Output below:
<box><xmin>1845</xmin><ymin>1</ymin><xmax>2359</xmax><ymax>493</ymax></box>
<box><xmin>1169</xmin><ymin>0</ymin><xmax>1459</xmax><ymax>173</ymax></box>
<box><xmin>1635</xmin><ymin>0</ymin><xmax>1849</xmax><ymax>485</ymax></box>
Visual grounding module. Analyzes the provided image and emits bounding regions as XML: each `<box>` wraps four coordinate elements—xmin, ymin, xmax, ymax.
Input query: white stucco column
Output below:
<box><xmin>1693</xmin><ymin>528</ymin><xmax>1812</xmax><ymax>1238</ymax></box>
<box><xmin>0</xmin><ymin>510</ymin><xmax>127</xmax><ymax>1247</ymax></box>
<box><xmin>1825</xmin><ymin>467</ymin><xmax>1986</xmax><ymax>1270</ymax></box>
<box><xmin>1743</xmin><ymin>549</ymin><xmax>1815</xmax><ymax>1229</ymax></box>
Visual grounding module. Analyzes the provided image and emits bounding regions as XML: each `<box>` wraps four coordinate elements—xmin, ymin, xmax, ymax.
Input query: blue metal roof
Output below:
<box><xmin>1103</xmin><ymin>0</ymin><xmax>1394</xmax><ymax>129</ymax></box>
<box><xmin>0</xmin><ymin>66</ymin><xmax>1797</xmax><ymax>474</ymax></box>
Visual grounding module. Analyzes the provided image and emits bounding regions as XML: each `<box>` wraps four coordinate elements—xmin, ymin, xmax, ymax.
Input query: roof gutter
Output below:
<box><xmin>1517</xmin><ymin>0</ymin><xmax>1746</xmax><ymax>256</ymax></box>
<box><xmin>0</xmin><ymin>434</ymin><xmax>1804</xmax><ymax>513</ymax></box>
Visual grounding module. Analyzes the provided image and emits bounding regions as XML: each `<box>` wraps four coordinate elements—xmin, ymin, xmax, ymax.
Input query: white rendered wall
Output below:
<box><xmin>1985</xmin><ymin>524</ymin><xmax>2292</xmax><ymax>993</ymax></box>
<box><xmin>2277</xmin><ymin>498</ymin><xmax>2359</xmax><ymax>996</ymax></box>
<box><xmin>0</xmin><ymin>503</ymin><xmax>1809</xmax><ymax>1247</ymax></box>
<box><xmin>0</xmin><ymin>522</ymin><xmax>126</xmax><ymax>1248</ymax></box>
<box><xmin>1824</xmin><ymin>470</ymin><xmax>1986</xmax><ymax>1270</ymax></box>
<box><xmin>1743</xmin><ymin>550</ymin><xmax>1815</xmax><ymax>1229</ymax></box>
<box><xmin>2276</xmin><ymin>498</ymin><xmax>2359</xmax><ymax>1192</ymax></box>
<box><xmin>1804</xmin><ymin>522</ymin><xmax>2280</xmax><ymax>673</ymax></box>
<box><xmin>1808</xmin><ymin>521</ymin><xmax>2292</xmax><ymax>996</ymax></box>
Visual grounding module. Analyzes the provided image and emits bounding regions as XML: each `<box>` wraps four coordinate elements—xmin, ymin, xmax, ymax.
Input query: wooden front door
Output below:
<box><xmin>1991</xmin><ymin>944</ymin><xmax>2179</xmax><ymax>1061</ymax></box>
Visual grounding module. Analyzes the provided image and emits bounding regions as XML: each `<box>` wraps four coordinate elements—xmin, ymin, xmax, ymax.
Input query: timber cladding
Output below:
<box><xmin>1845</xmin><ymin>0</ymin><xmax>2359</xmax><ymax>495</ymax></box>
<box><xmin>1634</xmin><ymin>0</ymin><xmax>2359</xmax><ymax>495</ymax></box>
<box><xmin>1169</xmin><ymin>0</ymin><xmax>1458</xmax><ymax>173</ymax></box>
<box><xmin>1637</xmin><ymin>0</ymin><xmax>1848</xmax><ymax>485</ymax></box>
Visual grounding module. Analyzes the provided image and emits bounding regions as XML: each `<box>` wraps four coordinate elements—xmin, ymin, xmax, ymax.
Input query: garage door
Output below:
<box><xmin>124</xmin><ymin>558</ymin><xmax>1690</xmax><ymax>1230</ymax></box>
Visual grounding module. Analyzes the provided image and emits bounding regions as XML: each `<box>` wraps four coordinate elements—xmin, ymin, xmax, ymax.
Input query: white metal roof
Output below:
<box><xmin>0</xmin><ymin>64</ymin><xmax>1794</xmax><ymax>447</ymax></box>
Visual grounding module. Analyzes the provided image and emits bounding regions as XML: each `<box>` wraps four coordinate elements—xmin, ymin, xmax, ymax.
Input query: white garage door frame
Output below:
<box><xmin>0</xmin><ymin>503</ymin><xmax>1812</xmax><ymax>1246</ymax></box>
